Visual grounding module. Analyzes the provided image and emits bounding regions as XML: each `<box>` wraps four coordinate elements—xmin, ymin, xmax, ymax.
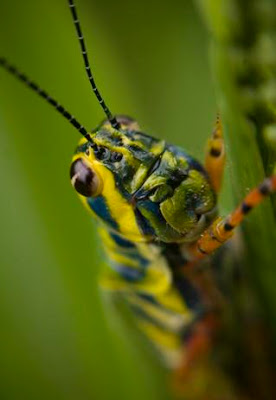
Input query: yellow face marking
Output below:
<box><xmin>72</xmin><ymin>150</ymin><xmax>146</xmax><ymax>242</ymax></box>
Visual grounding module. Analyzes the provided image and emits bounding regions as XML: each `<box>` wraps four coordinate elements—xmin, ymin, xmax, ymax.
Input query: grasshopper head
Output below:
<box><xmin>70</xmin><ymin>116</ymin><xmax>217</xmax><ymax>243</ymax></box>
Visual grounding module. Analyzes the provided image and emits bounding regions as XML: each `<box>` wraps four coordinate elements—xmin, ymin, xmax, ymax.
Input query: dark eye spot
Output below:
<box><xmin>94</xmin><ymin>147</ymin><xmax>110</xmax><ymax>160</ymax></box>
<box><xmin>70</xmin><ymin>158</ymin><xmax>99</xmax><ymax>197</ymax></box>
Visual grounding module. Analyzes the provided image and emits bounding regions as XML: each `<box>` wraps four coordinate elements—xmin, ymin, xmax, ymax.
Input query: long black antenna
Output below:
<box><xmin>0</xmin><ymin>57</ymin><xmax>92</xmax><ymax>142</ymax></box>
<box><xmin>68</xmin><ymin>0</ymin><xmax>120</xmax><ymax>130</ymax></box>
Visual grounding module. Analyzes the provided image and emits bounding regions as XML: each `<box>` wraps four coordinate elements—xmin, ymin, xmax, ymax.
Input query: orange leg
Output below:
<box><xmin>187</xmin><ymin>175</ymin><xmax>276</xmax><ymax>264</ymax></box>
<box><xmin>176</xmin><ymin>313</ymin><xmax>219</xmax><ymax>378</ymax></box>
<box><xmin>205</xmin><ymin>114</ymin><xmax>226</xmax><ymax>193</ymax></box>
<box><xmin>171</xmin><ymin>313</ymin><xmax>223</xmax><ymax>399</ymax></box>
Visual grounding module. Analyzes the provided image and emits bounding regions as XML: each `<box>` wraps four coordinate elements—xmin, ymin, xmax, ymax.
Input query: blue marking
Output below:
<box><xmin>175</xmin><ymin>276</ymin><xmax>202</xmax><ymax>312</ymax></box>
<box><xmin>109</xmin><ymin>233</ymin><xmax>149</xmax><ymax>267</ymax></box>
<box><xmin>136</xmin><ymin>199</ymin><xmax>182</xmax><ymax>241</ymax></box>
<box><xmin>138</xmin><ymin>293</ymin><xmax>158</xmax><ymax>305</ymax></box>
<box><xmin>112</xmin><ymin>262</ymin><xmax>145</xmax><ymax>282</ymax></box>
<box><xmin>109</xmin><ymin>247</ymin><xmax>149</xmax><ymax>280</ymax></box>
<box><xmin>127</xmin><ymin>252</ymin><xmax>149</xmax><ymax>268</ymax></box>
<box><xmin>134</xmin><ymin>208</ymin><xmax>155</xmax><ymax>236</ymax></box>
<box><xmin>113</xmin><ymin>245</ymin><xmax>149</xmax><ymax>267</ymax></box>
<box><xmin>87</xmin><ymin>196</ymin><xmax>118</xmax><ymax>230</ymax></box>
<box><xmin>168</xmin><ymin>144</ymin><xmax>207</xmax><ymax>177</ymax></box>
<box><xmin>129</xmin><ymin>302</ymin><xmax>181</xmax><ymax>332</ymax></box>
<box><xmin>110</xmin><ymin>232</ymin><xmax>135</xmax><ymax>249</ymax></box>
<box><xmin>103</xmin><ymin>162</ymin><xmax>132</xmax><ymax>201</ymax></box>
<box><xmin>139</xmin><ymin>198</ymin><xmax>160</xmax><ymax>214</ymax></box>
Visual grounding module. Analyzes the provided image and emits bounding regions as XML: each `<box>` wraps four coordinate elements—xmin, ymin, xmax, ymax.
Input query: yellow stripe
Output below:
<box><xmin>127</xmin><ymin>293</ymin><xmax>192</xmax><ymax>332</ymax></box>
<box><xmin>100</xmin><ymin>256</ymin><xmax>172</xmax><ymax>296</ymax></box>
<box><xmin>72</xmin><ymin>152</ymin><xmax>146</xmax><ymax>242</ymax></box>
<box><xmin>139</xmin><ymin>320</ymin><xmax>183</xmax><ymax>366</ymax></box>
<box><xmin>105</xmin><ymin>248</ymin><xmax>141</xmax><ymax>269</ymax></box>
<box><xmin>156</xmin><ymin>287</ymin><xmax>191</xmax><ymax>315</ymax></box>
<box><xmin>98</xmin><ymin>226</ymin><xmax>117</xmax><ymax>250</ymax></box>
<box><xmin>138</xmin><ymin>320</ymin><xmax>181</xmax><ymax>350</ymax></box>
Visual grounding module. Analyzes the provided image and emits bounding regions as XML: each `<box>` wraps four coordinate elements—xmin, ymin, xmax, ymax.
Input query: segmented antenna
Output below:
<box><xmin>68</xmin><ymin>0</ymin><xmax>120</xmax><ymax>130</ymax></box>
<box><xmin>0</xmin><ymin>57</ymin><xmax>92</xmax><ymax>142</ymax></box>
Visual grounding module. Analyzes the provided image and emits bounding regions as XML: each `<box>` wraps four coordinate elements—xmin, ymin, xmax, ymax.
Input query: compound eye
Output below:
<box><xmin>70</xmin><ymin>158</ymin><xmax>100</xmax><ymax>197</ymax></box>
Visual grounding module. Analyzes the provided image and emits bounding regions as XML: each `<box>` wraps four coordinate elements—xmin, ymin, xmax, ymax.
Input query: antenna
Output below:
<box><xmin>68</xmin><ymin>0</ymin><xmax>120</xmax><ymax>130</ymax></box>
<box><xmin>0</xmin><ymin>57</ymin><xmax>92</xmax><ymax>142</ymax></box>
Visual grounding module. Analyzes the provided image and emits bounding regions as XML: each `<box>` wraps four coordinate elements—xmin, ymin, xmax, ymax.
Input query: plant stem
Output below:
<box><xmin>196</xmin><ymin>1</ymin><xmax>276</xmax><ymax>398</ymax></box>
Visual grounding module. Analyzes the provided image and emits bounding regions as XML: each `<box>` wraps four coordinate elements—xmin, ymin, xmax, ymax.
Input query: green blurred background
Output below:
<box><xmin>0</xmin><ymin>1</ymin><xmax>218</xmax><ymax>399</ymax></box>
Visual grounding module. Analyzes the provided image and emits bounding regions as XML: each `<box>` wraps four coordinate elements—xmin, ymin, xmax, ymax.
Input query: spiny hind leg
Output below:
<box><xmin>186</xmin><ymin>175</ymin><xmax>276</xmax><ymax>265</ymax></box>
<box><xmin>204</xmin><ymin>114</ymin><xmax>225</xmax><ymax>194</ymax></box>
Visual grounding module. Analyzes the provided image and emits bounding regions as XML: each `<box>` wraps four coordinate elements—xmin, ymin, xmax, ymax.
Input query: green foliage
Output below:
<box><xmin>197</xmin><ymin>0</ymin><xmax>276</xmax><ymax>397</ymax></box>
<box><xmin>0</xmin><ymin>1</ymin><xmax>215</xmax><ymax>399</ymax></box>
